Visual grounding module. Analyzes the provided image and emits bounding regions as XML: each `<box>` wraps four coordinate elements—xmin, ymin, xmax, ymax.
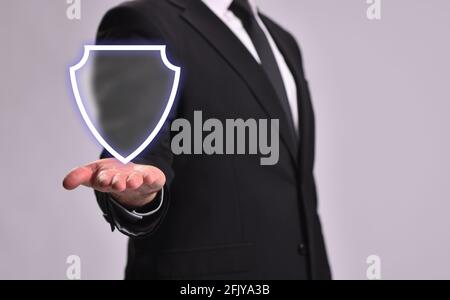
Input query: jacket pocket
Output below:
<box><xmin>156</xmin><ymin>243</ymin><xmax>254</xmax><ymax>279</ymax></box>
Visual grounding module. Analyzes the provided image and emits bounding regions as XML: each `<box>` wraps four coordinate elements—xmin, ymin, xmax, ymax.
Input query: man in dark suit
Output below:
<box><xmin>63</xmin><ymin>0</ymin><xmax>331</xmax><ymax>280</ymax></box>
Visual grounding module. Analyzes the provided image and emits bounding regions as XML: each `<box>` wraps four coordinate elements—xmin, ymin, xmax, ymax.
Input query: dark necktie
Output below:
<box><xmin>230</xmin><ymin>0</ymin><xmax>297</xmax><ymax>138</ymax></box>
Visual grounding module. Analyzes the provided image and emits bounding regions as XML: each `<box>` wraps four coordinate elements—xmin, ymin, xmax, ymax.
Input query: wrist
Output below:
<box><xmin>110</xmin><ymin>191</ymin><xmax>158</xmax><ymax>210</ymax></box>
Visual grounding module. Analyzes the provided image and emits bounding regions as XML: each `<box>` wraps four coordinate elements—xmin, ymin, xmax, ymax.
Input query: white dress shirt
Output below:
<box><xmin>202</xmin><ymin>0</ymin><xmax>299</xmax><ymax>132</ymax></box>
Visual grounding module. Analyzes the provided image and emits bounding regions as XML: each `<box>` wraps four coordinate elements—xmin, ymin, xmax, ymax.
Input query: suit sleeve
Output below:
<box><xmin>94</xmin><ymin>5</ymin><xmax>177</xmax><ymax>237</ymax></box>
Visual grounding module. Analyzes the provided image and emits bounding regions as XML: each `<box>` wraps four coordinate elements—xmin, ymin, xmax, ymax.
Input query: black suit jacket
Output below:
<box><xmin>95</xmin><ymin>0</ymin><xmax>331</xmax><ymax>280</ymax></box>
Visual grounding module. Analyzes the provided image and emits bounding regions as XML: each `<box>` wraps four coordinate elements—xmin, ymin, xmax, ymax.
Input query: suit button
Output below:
<box><xmin>298</xmin><ymin>243</ymin><xmax>308</xmax><ymax>256</ymax></box>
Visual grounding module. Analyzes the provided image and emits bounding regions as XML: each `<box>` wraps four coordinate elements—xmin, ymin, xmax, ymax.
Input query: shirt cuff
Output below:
<box><xmin>108</xmin><ymin>188</ymin><xmax>164</xmax><ymax>222</ymax></box>
<box><xmin>101</xmin><ymin>188</ymin><xmax>167</xmax><ymax>237</ymax></box>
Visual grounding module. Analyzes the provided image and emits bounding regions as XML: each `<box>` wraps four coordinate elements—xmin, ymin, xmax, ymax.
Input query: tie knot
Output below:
<box><xmin>230</xmin><ymin>0</ymin><xmax>254</xmax><ymax>22</ymax></box>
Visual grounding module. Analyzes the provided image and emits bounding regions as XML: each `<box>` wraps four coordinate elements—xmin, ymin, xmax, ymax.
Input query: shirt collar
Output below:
<box><xmin>202</xmin><ymin>0</ymin><xmax>259</xmax><ymax>18</ymax></box>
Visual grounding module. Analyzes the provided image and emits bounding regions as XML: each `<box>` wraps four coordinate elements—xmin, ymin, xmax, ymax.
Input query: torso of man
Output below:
<box><xmin>83</xmin><ymin>0</ymin><xmax>331</xmax><ymax>280</ymax></box>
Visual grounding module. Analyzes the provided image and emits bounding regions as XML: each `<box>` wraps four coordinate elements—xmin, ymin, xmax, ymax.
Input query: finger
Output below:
<box><xmin>111</xmin><ymin>173</ymin><xmax>127</xmax><ymax>192</ymax></box>
<box><xmin>126</xmin><ymin>172</ymin><xmax>144</xmax><ymax>190</ymax></box>
<box><xmin>94</xmin><ymin>170</ymin><xmax>116</xmax><ymax>190</ymax></box>
<box><xmin>63</xmin><ymin>166</ymin><xmax>95</xmax><ymax>190</ymax></box>
<box><xmin>142</xmin><ymin>170</ymin><xmax>155</xmax><ymax>187</ymax></box>
<box><xmin>142</xmin><ymin>169</ymin><xmax>165</xmax><ymax>190</ymax></box>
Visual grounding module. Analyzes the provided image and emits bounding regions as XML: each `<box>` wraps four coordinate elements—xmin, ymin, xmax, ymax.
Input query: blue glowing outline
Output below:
<box><xmin>69</xmin><ymin>45</ymin><xmax>181</xmax><ymax>164</ymax></box>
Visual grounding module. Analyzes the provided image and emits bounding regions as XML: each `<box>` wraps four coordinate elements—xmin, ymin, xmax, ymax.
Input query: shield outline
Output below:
<box><xmin>69</xmin><ymin>45</ymin><xmax>181</xmax><ymax>164</ymax></box>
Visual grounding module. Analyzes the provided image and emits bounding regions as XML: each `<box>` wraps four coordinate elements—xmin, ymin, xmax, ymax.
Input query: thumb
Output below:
<box><xmin>63</xmin><ymin>166</ymin><xmax>95</xmax><ymax>190</ymax></box>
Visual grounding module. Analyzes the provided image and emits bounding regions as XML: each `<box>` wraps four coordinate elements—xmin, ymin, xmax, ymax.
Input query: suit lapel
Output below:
<box><xmin>171</xmin><ymin>0</ymin><xmax>298</xmax><ymax>163</ymax></box>
<box><xmin>260</xmin><ymin>15</ymin><xmax>314</xmax><ymax>169</ymax></box>
<box><xmin>259</xmin><ymin>15</ymin><xmax>305</xmax><ymax>138</ymax></box>
<box><xmin>259</xmin><ymin>16</ymin><xmax>303</xmax><ymax>85</ymax></box>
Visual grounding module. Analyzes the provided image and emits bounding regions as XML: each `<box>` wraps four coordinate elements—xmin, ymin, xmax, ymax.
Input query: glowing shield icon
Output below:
<box><xmin>70</xmin><ymin>45</ymin><xmax>181</xmax><ymax>164</ymax></box>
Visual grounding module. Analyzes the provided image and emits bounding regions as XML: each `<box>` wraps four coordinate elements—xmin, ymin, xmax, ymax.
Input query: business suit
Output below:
<box><xmin>95</xmin><ymin>0</ymin><xmax>331</xmax><ymax>280</ymax></box>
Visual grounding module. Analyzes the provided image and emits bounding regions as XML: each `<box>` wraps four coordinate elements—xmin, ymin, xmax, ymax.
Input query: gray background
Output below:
<box><xmin>0</xmin><ymin>0</ymin><xmax>449</xmax><ymax>280</ymax></box>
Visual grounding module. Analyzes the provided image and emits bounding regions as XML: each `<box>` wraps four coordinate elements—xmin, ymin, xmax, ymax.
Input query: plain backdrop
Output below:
<box><xmin>1</xmin><ymin>0</ymin><xmax>449</xmax><ymax>280</ymax></box>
